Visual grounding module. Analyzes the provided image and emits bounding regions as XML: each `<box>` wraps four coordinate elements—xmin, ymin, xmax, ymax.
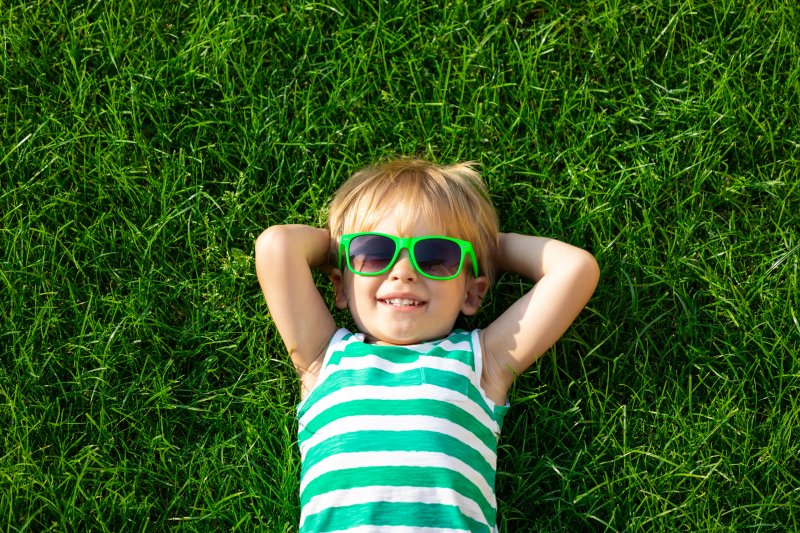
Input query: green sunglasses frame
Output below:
<box><xmin>338</xmin><ymin>232</ymin><xmax>479</xmax><ymax>280</ymax></box>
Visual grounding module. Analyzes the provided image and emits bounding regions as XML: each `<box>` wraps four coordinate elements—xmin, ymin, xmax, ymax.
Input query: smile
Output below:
<box><xmin>381</xmin><ymin>298</ymin><xmax>424</xmax><ymax>307</ymax></box>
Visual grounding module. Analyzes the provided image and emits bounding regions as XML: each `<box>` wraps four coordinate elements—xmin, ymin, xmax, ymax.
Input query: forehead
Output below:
<box><xmin>367</xmin><ymin>208</ymin><xmax>446</xmax><ymax>237</ymax></box>
<box><xmin>352</xmin><ymin>194</ymin><xmax>455</xmax><ymax>237</ymax></box>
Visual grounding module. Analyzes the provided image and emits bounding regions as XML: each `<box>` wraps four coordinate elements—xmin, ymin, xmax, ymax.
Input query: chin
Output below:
<box><xmin>355</xmin><ymin>317</ymin><xmax>456</xmax><ymax>345</ymax></box>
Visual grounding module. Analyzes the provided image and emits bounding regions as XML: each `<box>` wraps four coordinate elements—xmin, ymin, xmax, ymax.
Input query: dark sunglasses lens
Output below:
<box><xmin>414</xmin><ymin>239</ymin><xmax>462</xmax><ymax>278</ymax></box>
<box><xmin>348</xmin><ymin>234</ymin><xmax>396</xmax><ymax>273</ymax></box>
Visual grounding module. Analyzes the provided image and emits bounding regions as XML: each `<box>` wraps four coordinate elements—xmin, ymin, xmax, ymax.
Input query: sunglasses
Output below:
<box><xmin>338</xmin><ymin>232</ymin><xmax>479</xmax><ymax>281</ymax></box>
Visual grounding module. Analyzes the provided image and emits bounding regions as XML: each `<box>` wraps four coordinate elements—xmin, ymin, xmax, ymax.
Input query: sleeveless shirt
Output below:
<box><xmin>296</xmin><ymin>328</ymin><xmax>510</xmax><ymax>532</ymax></box>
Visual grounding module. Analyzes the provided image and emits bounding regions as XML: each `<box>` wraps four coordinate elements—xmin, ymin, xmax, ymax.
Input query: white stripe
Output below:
<box><xmin>298</xmin><ymin>385</ymin><xmax>498</xmax><ymax>436</ymax></box>
<box><xmin>469</xmin><ymin>330</ymin><xmax>483</xmax><ymax>385</ymax></box>
<box><xmin>300</xmin><ymin>414</ymin><xmax>496</xmax><ymax>467</ymax></box>
<box><xmin>299</xmin><ymin>451</ymin><xmax>496</xmax><ymax>509</ymax></box>
<box><xmin>329</xmin><ymin>353</ymin><xmax>473</xmax><ymax>380</ymax></box>
<box><xmin>300</xmin><ymin>486</ymin><xmax>488</xmax><ymax>529</ymax></box>
<box><xmin>323</xmin><ymin>526</ymin><xmax>469</xmax><ymax>533</ymax></box>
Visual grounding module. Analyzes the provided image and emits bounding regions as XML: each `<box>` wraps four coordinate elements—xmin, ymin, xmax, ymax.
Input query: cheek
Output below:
<box><xmin>431</xmin><ymin>284</ymin><xmax>465</xmax><ymax>307</ymax></box>
<box><xmin>349</xmin><ymin>276</ymin><xmax>379</xmax><ymax>301</ymax></box>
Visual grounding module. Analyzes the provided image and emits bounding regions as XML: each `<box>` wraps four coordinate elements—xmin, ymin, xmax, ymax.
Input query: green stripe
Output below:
<box><xmin>421</xmin><ymin>367</ymin><xmax>469</xmax><ymax>394</ymax></box>
<box><xmin>301</xmin><ymin>430</ymin><xmax>496</xmax><ymax>486</ymax></box>
<box><xmin>301</xmin><ymin>465</ymin><xmax>495</xmax><ymax>523</ymax></box>
<box><xmin>300</xmin><ymin>367</ymin><xmax>497</xmax><ymax>428</ymax></box>
<box><xmin>300</xmin><ymin>368</ymin><xmax>423</xmax><ymax>413</ymax></box>
<box><xmin>328</xmin><ymin>341</ymin><xmax>425</xmax><ymax>365</ymax></box>
<box><xmin>298</xmin><ymin>398</ymin><xmax>498</xmax><ymax>450</ymax></box>
<box><xmin>421</xmin><ymin>367</ymin><xmax>496</xmax><ymax>420</ymax></box>
<box><xmin>299</xmin><ymin>367</ymin><xmax>421</xmax><ymax>416</ymax></box>
<box><xmin>301</xmin><ymin>501</ymin><xmax>491</xmax><ymax>533</ymax></box>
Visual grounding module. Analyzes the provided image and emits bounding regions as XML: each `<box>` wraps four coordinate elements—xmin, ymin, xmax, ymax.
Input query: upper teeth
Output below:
<box><xmin>384</xmin><ymin>298</ymin><xmax>421</xmax><ymax>306</ymax></box>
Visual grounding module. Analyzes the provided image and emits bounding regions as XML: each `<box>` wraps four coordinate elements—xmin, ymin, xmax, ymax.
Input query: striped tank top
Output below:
<box><xmin>297</xmin><ymin>328</ymin><xmax>510</xmax><ymax>532</ymax></box>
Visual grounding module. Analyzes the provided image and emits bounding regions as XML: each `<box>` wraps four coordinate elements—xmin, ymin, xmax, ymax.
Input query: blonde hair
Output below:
<box><xmin>328</xmin><ymin>158</ymin><xmax>500</xmax><ymax>282</ymax></box>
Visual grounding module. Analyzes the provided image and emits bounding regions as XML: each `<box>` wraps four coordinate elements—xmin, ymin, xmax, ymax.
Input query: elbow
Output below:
<box><xmin>578</xmin><ymin>250</ymin><xmax>600</xmax><ymax>293</ymax></box>
<box><xmin>256</xmin><ymin>224</ymin><xmax>294</xmax><ymax>248</ymax></box>
<box><xmin>255</xmin><ymin>228</ymin><xmax>271</xmax><ymax>260</ymax></box>
<box><xmin>255</xmin><ymin>225</ymin><xmax>288</xmax><ymax>266</ymax></box>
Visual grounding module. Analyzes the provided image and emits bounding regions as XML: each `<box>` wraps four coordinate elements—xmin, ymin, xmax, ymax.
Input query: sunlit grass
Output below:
<box><xmin>2</xmin><ymin>0</ymin><xmax>798</xmax><ymax>531</ymax></box>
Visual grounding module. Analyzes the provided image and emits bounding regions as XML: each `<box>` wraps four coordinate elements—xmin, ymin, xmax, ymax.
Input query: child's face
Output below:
<box><xmin>332</xmin><ymin>211</ymin><xmax>488</xmax><ymax>345</ymax></box>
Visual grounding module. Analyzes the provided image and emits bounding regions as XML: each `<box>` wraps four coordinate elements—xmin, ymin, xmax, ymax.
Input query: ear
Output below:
<box><xmin>329</xmin><ymin>268</ymin><xmax>349</xmax><ymax>310</ymax></box>
<box><xmin>461</xmin><ymin>275</ymin><xmax>489</xmax><ymax>316</ymax></box>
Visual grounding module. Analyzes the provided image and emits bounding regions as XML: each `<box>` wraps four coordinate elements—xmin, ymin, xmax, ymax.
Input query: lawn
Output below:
<box><xmin>1</xmin><ymin>0</ymin><xmax>798</xmax><ymax>531</ymax></box>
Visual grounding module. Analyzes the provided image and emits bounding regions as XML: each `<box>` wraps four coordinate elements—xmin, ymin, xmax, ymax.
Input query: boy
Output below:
<box><xmin>256</xmin><ymin>158</ymin><xmax>599</xmax><ymax>532</ymax></box>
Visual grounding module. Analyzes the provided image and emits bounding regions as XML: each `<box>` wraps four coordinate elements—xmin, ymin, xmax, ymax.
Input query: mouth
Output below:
<box><xmin>379</xmin><ymin>297</ymin><xmax>425</xmax><ymax>307</ymax></box>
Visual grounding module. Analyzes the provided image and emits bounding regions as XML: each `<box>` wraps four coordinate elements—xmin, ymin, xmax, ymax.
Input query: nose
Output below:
<box><xmin>388</xmin><ymin>250</ymin><xmax>418</xmax><ymax>282</ymax></box>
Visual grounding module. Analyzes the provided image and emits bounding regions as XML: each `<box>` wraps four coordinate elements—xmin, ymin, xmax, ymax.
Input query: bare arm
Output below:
<box><xmin>481</xmin><ymin>233</ymin><xmax>599</xmax><ymax>402</ymax></box>
<box><xmin>255</xmin><ymin>225</ymin><xmax>337</xmax><ymax>388</ymax></box>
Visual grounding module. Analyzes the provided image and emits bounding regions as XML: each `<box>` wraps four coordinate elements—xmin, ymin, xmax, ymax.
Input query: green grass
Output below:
<box><xmin>1</xmin><ymin>0</ymin><xmax>798</xmax><ymax>531</ymax></box>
